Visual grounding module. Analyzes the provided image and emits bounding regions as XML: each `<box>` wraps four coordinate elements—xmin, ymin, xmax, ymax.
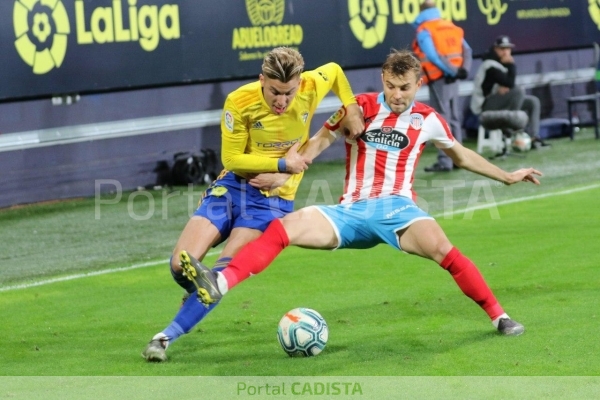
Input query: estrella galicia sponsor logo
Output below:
<box><xmin>13</xmin><ymin>0</ymin><xmax>70</xmax><ymax>74</ymax></box>
<box><xmin>362</xmin><ymin>127</ymin><xmax>409</xmax><ymax>151</ymax></box>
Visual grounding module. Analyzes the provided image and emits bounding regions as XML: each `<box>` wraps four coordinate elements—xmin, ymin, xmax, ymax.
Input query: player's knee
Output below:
<box><xmin>433</xmin><ymin>242</ymin><xmax>455</xmax><ymax>265</ymax></box>
<box><xmin>170</xmin><ymin>254</ymin><xmax>180</xmax><ymax>271</ymax></box>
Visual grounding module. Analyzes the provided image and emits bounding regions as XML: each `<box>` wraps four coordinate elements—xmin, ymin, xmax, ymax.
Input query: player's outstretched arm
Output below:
<box><xmin>444</xmin><ymin>142</ymin><xmax>542</xmax><ymax>185</ymax></box>
<box><xmin>300</xmin><ymin>126</ymin><xmax>338</xmax><ymax>163</ymax></box>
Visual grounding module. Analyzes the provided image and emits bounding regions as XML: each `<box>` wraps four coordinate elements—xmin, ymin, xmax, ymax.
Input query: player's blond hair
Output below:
<box><xmin>262</xmin><ymin>47</ymin><xmax>305</xmax><ymax>82</ymax></box>
<box><xmin>382</xmin><ymin>49</ymin><xmax>422</xmax><ymax>81</ymax></box>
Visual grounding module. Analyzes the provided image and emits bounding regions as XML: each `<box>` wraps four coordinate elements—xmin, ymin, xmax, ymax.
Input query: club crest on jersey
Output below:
<box><xmin>224</xmin><ymin>111</ymin><xmax>234</xmax><ymax>132</ymax></box>
<box><xmin>409</xmin><ymin>113</ymin><xmax>424</xmax><ymax>130</ymax></box>
<box><xmin>362</xmin><ymin>127</ymin><xmax>409</xmax><ymax>151</ymax></box>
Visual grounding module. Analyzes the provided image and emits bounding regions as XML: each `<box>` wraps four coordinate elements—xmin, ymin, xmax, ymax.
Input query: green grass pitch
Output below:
<box><xmin>1</xmin><ymin>131</ymin><xmax>600</xmax><ymax>397</ymax></box>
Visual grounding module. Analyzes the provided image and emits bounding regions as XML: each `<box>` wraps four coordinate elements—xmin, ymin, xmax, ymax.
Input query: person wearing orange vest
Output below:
<box><xmin>413</xmin><ymin>0</ymin><xmax>472</xmax><ymax>172</ymax></box>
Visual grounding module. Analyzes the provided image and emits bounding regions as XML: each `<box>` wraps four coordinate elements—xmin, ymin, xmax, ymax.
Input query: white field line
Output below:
<box><xmin>2</xmin><ymin>183</ymin><xmax>599</xmax><ymax>293</ymax></box>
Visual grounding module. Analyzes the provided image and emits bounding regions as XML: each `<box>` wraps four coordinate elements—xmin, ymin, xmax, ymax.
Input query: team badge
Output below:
<box><xmin>224</xmin><ymin>111</ymin><xmax>234</xmax><ymax>132</ymax></box>
<box><xmin>210</xmin><ymin>186</ymin><xmax>228</xmax><ymax>197</ymax></box>
<box><xmin>409</xmin><ymin>113</ymin><xmax>424</xmax><ymax>130</ymax></box>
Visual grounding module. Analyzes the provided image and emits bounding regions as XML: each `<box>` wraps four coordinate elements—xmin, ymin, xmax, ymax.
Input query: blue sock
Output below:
<box><xmin>162</xmin><ymin>260</ymin><xmax>230</xmax><ymax>344</ymax></box>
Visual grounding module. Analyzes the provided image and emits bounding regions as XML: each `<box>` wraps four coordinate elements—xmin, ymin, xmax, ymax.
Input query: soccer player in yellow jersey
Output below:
<box><xmin>142</xmin><ymin>47</ymin><xmax>363</xmax><ymax>361</ymax></box>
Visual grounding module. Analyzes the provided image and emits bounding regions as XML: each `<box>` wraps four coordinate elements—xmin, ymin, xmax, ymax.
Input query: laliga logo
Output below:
<box><xmin>246</xmin><ymin>0</ymin><xmax>285</xmax><ymax>25</ymax></box>
<box><xmin>348</xmin><ymin>0</ymin><xmax>389</xmax><ymax>49</ymax></box>
<box><xmin>590</xmin><ymin>0</ymin><xmax>600</xmax><ymax>30</ymax></box>
<box><xmin>477</xmin><ymin>0</ymin><xmax>507</xmax><ymax>25</ymax></box>
<box><xmin>13</xmin><ymin>0</ymin><xmax>70</xmax><ymax>75</ymax></box>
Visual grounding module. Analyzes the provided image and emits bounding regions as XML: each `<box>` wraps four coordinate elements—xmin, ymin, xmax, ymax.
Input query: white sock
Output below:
<box><xmin>152</xmin><ymin>332</ymin><xmax>169</xmax><ymax>349</ymax></box>
<box><xmin>492</xmin><ymin>313</ymin><xmax>510</xmax><ymax>328</ymax></box>
<box><xmin>216</xmin><ymin>272</ymin><xmax>229</xmax><ymax>295</ymax></box>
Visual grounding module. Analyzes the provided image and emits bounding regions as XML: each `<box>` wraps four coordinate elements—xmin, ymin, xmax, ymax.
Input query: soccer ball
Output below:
<box><xmin>512</xmin><ymin>132</ymin><xmax>532</xmax><ymax>152</ymax></box>
<box><xmin>277</xmin><ymin>308</ymin><xmax>328</xmax><ymax>357</ymax></box>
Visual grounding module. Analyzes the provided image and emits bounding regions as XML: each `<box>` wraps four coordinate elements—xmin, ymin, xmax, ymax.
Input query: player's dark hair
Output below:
<box><xmin>262</xmin><ymin>47</ymin><xmax>305</xmax><ymax>82</ymax></box>
<box><xmin>382</xmin><ymin>49</ymin><xmax>421</xmax><ymax>81</ymax></box>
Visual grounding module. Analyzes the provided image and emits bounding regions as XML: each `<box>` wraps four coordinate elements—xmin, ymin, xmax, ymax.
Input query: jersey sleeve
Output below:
<box><xmin>322</xmin><ymin>106</ymin><xmax>346</xmax><ymax>139</ymax></box>
<box><xmin>428</xmin><ymin>112</ymin><xmax>456</xmax><ymax>149</ymax></box>
<box><xmin>308</xmin><ymin>62</ymin><xmax>357</xmax><ymax>108</ymax></box>
<box><xmin>220</xmin><ymin>96</ymin><xmax>279</xmax><ymax>174</ymax></box>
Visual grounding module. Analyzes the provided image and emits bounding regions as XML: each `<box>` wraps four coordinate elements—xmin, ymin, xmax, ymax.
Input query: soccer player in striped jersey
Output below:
<box><xmin>185</xmin><ymin>49</ymin><xmax>543</xmax><ymax>337</ymax></box>
<box><xmin>142</xmin><ymin>47</ymin><xmax>364</xmax><ymax>361</ymax></box>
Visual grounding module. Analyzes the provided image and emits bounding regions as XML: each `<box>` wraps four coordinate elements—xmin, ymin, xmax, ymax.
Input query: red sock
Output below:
<box><xmin>440</xmin><ymin>247</ymin><xmax>504</xmax><ymax>320</ymax></box>
<box><xmin>221</xmin><ymin>219</ymin><xmax>290</xmax><ymax>289</ymax></box>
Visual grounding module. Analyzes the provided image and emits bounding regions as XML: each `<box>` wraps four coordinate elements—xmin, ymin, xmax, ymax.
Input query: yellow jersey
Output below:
<box><xmin>220</xmin><ymin>62</ymin><xmax>356</xmax><ymax>200</ymax></box>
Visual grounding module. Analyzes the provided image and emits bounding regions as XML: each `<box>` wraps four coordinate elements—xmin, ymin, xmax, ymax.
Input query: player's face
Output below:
<box><xmin>381</xmin><ymin>70</ymin><xmax>422</xmax><ymax>114</ymax></box>
<box><xmin>260</xmin><ymin>74</ymin><xmax>301</xmax><ymax>115</ymax></box>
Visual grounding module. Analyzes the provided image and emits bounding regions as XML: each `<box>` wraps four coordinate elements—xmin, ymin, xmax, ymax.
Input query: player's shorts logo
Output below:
<box><xmin>246</xmin><ymin>0</ymin><xmax>285</xmax><ymax>26</ymax></box>
<box><xmin>210</xmin><ymin>186</ymin><xmax>228</xmax><ymax>197</ymax></box>
<box><xmin>348</xmin><ymin>0</ymin><xmax>389</xmax><ymax>49</ymax></box>
<box><xmin>589</xmin><ymin>0</ymin><xmax>600</xmax><ymax>30</ymax></box>
<box><xmin>477</xmin><ymin>0</ymin><xmax>508</xmax><ymax>25</ymax></box>
<box><xmin>13</xmin><ymin>0</ymin><xmax>70</xmax><ymax>74</ymax></box>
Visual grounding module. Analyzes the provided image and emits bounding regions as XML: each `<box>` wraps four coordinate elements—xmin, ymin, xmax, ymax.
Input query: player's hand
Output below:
<box><xmin>504</xmin><ymin>168</ymin><xmax>542</xmax><ymax>185</ymax></box>
<box><xmin>284</xmin><ymin>142</ymin><xmax>311</xmax><ymax>174</ymax></box>
<box><xmin>341</xmin><ymin>103</ymin><xmax>365</xmax><ymax>140</ymax></box>
<box><xmin>248</xmin><ymin>173</ymin><xmax>291</xmax><ymax>190</ymax></box>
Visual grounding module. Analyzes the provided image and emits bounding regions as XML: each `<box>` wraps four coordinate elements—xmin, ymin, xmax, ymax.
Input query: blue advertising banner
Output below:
<box><xmin>1</xmin><ymin>0</ymin><xmax>599</xmax><ymax>102</ymax></box>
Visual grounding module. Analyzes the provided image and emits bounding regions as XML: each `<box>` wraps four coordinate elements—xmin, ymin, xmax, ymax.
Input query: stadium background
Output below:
<box><xmin>0</xmin><ymin>0</ymin><xmax>599</xmax><ymax>208</ymax></box>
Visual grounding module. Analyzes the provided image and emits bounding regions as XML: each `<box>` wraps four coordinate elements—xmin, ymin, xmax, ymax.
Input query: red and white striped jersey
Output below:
<box><xmin>324</xmin><ymin>92</ymin><xmax>455</xmax><ymax>204</ymax></box>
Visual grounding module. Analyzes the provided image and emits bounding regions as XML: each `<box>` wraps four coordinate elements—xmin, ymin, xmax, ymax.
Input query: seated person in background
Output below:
<box><xmin>470</xmin><ymin>35</ymin><xmax>550</xmax><ymax>149</ymax></box>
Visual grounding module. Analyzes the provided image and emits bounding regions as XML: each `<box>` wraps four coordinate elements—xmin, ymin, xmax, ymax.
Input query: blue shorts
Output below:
<box><xmin>194</xmin><ymin>172</ymin><xmax>294</xmax><ymax>244</ymax></box>
<box><xmin>314</xmin><ymin>196</ymin><xmax>433</xmax><ymax>250</ymax></box>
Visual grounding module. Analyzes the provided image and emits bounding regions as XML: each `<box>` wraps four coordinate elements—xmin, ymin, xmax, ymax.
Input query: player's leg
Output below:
<box><xmin>170</xmin><ymin>216</ymin><xmax>222</xmax><ymax>292</ymax></box>
<box><xmin>196</xmin><ymin>206</ymin><xmax>338</xmax><ymax>302</ymax></box>
<box><xmin>143</xmin><ymin>229</ymin><xmax>260</xmax><ymax>362</ymax></box>
<box><xmin>143</xmin><ymin>181</ymin><xmax>235</xmax><ymax>361</ymax></box>
<box><xmin>398</xmin><ymin>219</ymin><xmax>524</xmax><ymax>335</ymax></box>
<box><xmin>222</xmin><ymin>206</ymin><xmax>338</xmax><ymax>286</ymax></box>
